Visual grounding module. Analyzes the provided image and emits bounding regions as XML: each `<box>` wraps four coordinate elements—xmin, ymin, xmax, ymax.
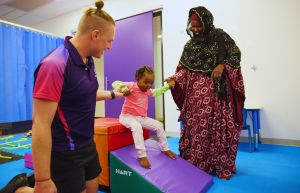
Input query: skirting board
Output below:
<box><xmin>240</xmin><ymin>137</ymin><xmax>300</xmax><ymax>146</ymax></box>
<box><xmin>165</xmin><ymin>132</ymin><xmax>180</xmax><ymax>137</ymax></box>
<box><xmin>166</xmin><ymin>132</ymin><xmax>300</xmax><ymax>147</ymax></box>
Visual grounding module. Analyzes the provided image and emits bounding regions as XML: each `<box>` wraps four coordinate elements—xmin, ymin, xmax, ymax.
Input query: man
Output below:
<box><xmin>0</xmin><ymin>1</ymin><xmax>122</xmax><ymax>193</ymax></box>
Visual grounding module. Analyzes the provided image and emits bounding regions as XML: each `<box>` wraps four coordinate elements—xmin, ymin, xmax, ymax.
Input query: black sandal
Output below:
<box><xmin>0</xmin><ymin>173</ymin><xmax>28</xmax><ymax>193</ymax></box>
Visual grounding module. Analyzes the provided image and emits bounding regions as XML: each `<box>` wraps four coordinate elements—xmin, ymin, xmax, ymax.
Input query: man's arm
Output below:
<box><xmin>96</xmin><ymin>90</ymin><xmax>123</xmax><ymax>101</ymax></box>
<box><xmin>32</xmin><ymin>98</ymin><xmax>58</xmax><ymax>191</ymax></box>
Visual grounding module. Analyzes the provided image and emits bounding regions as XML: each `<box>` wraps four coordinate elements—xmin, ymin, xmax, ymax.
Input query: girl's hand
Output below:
<box><xmin>119</xmin><ymin>85</ymin><xmax>130</xmax><ymax>96</ymax></box>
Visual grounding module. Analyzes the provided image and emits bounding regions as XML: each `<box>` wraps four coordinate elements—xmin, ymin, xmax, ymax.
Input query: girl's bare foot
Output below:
<box><xmin>138</xmin><ymin>157</ymin><xmax>151</xmax><ymax>169</ymax></box>
<box><xmin>162</xmin><ymin>150</ymin><xmax>176</xmax><ymax>160</ymax></box>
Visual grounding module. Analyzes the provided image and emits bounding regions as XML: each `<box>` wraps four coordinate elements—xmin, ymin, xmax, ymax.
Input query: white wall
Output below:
<box><xmin>32</xmin><ymin>0</ymin><xmax>163</xmax><ymax>37</ymax></box>
<box><xmin>162</xmin><ymin>0</ymin><xmax>300</xmax><ymax>140</ymax></box>
<box><xmin>33</xmin><ymin>9</ymin><xmax>81</xmax><ymax>37</ymax></box>
<box><xmin>32</xmin><ymin>0</ymin><xmax>300</xmax><ymax>141</ymax></box>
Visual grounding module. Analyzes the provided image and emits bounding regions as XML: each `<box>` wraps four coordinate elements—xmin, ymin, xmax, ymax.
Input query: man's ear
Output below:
<box><xmin>91</xmin><ymin>29</ymin><xmax>101</xmax><ymax>40</ymax></box>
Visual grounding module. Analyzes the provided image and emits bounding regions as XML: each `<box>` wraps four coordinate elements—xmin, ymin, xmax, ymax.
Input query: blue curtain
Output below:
<box><xmin>0</xmin><ymin>23</ymin><xmax>64</xmax><ymax>123</ymax></box>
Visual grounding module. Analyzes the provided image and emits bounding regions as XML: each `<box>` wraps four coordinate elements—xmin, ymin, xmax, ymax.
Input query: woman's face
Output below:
<box><xmin>190</xmin><ymin>19</ymin><xmax>203</xmax><ymax>36</ymax></box>
<box><xmin>137</xmin><ymin>72</ymin><xmax>154</xmax><ymax>92</ymax></box>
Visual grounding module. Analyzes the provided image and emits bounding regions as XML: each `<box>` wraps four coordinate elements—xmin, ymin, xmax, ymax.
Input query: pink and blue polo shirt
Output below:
<box><xmin>33</xmin><ymin>37</ymin><xmax>98</xmax><ymax>152</ymax></box>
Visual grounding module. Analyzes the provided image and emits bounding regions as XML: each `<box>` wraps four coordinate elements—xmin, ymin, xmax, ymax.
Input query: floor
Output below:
<box><xmin>1</xmin><ymin>135</ymin><xmax>300</xmax><ymax>193</ymax></box>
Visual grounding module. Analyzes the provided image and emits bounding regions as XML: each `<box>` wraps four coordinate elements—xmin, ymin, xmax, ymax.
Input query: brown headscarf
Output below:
<box><xmin>180</xmin><ymin>6</ymin><xmax>241</xmax><ymax>74</ymax></box>
<box><xmin>173</xmin><ymin>7</ymin><xmax>245</xmax><ymax>125</ymax></box>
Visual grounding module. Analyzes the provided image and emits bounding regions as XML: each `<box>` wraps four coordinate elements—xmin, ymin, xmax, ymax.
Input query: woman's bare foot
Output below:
<box><xmin>138</xmin><ymin>157</ymin><xmax>151</xmax><ymax>169</ymax></box>
<box><xmin>162</xmin><ymin>150</ymin><xmax>177</xmax><ymax>160</ymax></box>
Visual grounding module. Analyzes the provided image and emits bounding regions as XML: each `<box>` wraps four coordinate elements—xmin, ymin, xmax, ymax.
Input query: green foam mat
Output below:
<box><xmin>110</xmin><ymin>153</ymin><xmax>161</xmax><ymax>193</ymax></box>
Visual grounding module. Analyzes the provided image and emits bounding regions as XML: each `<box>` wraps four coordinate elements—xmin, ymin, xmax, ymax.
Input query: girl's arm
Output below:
<box><xmin>152</xmin><ymin>85</ymin><xmax>170</xmax><ymax>97</ymax></box>
<box><xmin>112</xmin><ymin>80</ymin><xmax>123</xmax><ymax>90</ymax></box>
<box><xmin>112</xmin><ymin>80</ymin><xmax>131</xmax><ymax>95</ymax></box>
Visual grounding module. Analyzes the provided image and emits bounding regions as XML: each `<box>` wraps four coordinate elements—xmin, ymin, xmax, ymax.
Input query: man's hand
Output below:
<box><xmin>211</xmin><ymin>64</ymin><xmax>225</xmax><ymax>82</ymax></box>
<box><xmin>114</xmin><ymin>91</ymin><xmax>125</xmax><ymax>98</ymax></box>
<box><xmin>34</xmin><ymin>179</ymin><xmax>57</xmax><ymax>193</ymax></box>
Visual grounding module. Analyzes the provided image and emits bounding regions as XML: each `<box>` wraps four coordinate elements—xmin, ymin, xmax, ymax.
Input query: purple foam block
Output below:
<box><xmin>111</xmin><ymin>139</ymin><xmax>213</xmax><ymax>193</ymax></box>
<box><xmin>24</xmin><ymin>153</ymin><xmax>33</xmax><ymax>169</ymax></box>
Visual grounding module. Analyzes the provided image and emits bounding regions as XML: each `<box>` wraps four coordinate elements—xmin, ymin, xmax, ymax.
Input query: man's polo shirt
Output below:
<box><xmin>33</xmin><ymin>37</ymin><xmax>98</xmax><ymax>152</ymax></box>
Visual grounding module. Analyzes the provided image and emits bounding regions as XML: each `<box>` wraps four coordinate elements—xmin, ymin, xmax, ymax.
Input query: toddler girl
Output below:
<box><xmin>112</xmin><ymin>66</ymin><xmax>176</xmax><ymax>169</ymax></box>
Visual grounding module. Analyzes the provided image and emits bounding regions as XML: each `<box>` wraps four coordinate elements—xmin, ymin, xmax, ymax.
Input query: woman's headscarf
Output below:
<box><xmin>173</xmin><ymin>6</ymin><xmax>245</xmax><ymax>126</ymax></box>
<box><xmin>179</xmin><ymin>6</ymin><xmax>241</xmax><ymax>74</ymax></box>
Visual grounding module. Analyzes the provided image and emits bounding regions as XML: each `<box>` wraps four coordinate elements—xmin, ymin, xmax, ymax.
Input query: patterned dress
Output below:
<box><xmin>171</xmin><ymin>6</ymin><xmax>245</xmax><ymax>179</ymax></box>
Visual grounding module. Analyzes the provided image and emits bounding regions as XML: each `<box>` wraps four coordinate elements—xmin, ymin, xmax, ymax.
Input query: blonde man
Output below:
<box><xmin>1</xmin><ymin>1</ymin><xmax>122</xmax><ymax>193</ymax></box>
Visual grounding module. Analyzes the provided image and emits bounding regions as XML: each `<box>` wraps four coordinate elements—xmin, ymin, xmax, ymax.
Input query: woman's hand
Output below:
<box><xmin>211</xmin><ymin>64</ymin><xmax>225</xmax><ymax>82</ymax></box>
<box><xmin>164</xmin><ymin>77</ymin><xmax>175</xmax><ymax>89</ymax></box>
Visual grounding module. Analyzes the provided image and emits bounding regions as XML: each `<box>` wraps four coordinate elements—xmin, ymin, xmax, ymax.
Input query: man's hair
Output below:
<box><xmin>77</xmin><ymin>0</ymin><xmax>115</xmax><ymax>34</ymax></box>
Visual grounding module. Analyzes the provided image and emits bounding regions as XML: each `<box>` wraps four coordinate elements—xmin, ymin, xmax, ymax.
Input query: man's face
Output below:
<box><xmin>92</xmin><ymin>24</ymin><xmax>115</xmax><ymax>58</ymax></box>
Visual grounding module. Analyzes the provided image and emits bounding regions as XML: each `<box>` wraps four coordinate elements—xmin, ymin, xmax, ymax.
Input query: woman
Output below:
<box><xmin>167</xmin><ymin>6</ymin><xmax>245</xmax><ymax>179</ymax></box>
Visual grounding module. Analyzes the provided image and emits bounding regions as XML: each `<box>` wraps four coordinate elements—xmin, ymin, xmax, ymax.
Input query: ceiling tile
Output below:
<box><xmin>1</xmin><ymin>7</ymin><xmax>26</xmax><ymax>20</ymax></box>
<box><xmin>12</xmin><ymin>12</ymin><xmax>46</xmax><ymax>26</ymax></box>
<box><xmin>31</xmin><ymin>0</ymin><xmax>95</xmax><ymax>19</ymax></box>
<box><xmin>0</xmin><ymin>0</ymin><xmax>97</xmax><ymax>26</ymax></box>
<box><xmin>0</xmin><ymin>5</ymin><xmax>14</xmax><ymax>17</ymax></box>
<box><xmin>6</xmin><ymin>0</ymin><xmax>53</xmax><ymax>12</ymax></box>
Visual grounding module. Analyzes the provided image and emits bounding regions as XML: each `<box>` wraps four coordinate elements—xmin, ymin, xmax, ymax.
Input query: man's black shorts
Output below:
<box><xmin>51</xmin><ymin>143</ymin><xmax>101</xmax><ymax>193</ymax></box>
